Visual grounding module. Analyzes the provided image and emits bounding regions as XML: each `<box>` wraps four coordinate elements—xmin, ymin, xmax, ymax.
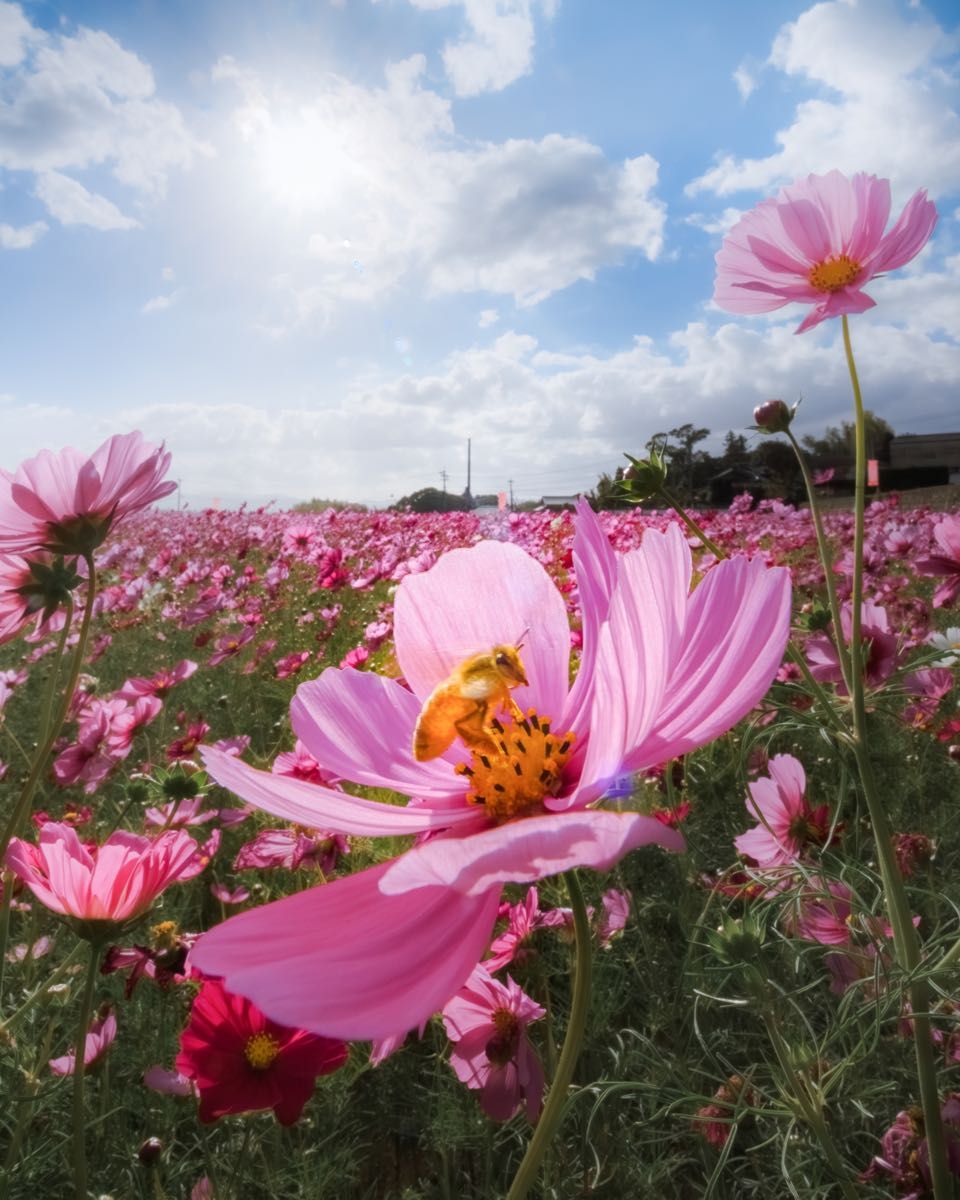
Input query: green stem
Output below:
<box><xmin>842</xmin><ymin>314</ymin><xmax>951</xmax><ymax>1199</ymax></box>
<box><xmin>0</xmin><ymin>870</ymin><xmax>13</xmax><ymax>1004</ymax></box>
<box><xmin>657</xmin><ymin>488</ymin><xmax>726</xmax><ymax>560</ymax></box>
<box><xmin>226</xmin><ymin>1123</ymin><xmax>253</xmax><ymax>1199</ymax></box>
<box><xmin>759</xmin><ymin>1009</ymin><xmax>859</xmax><ymax>1200</ymax></box>
<box><xmin>71</xmin><ymin>941</ymin><xmax>102</xmax><ymax>1200</ymax></box>
<box><xmin>505</xmin><ymin>870</ymin><xmax>592</xmax><ymax>1200</ymax></box>
<box><xmin>38</xmin><ymin>595</ymin><xmax>74</xmax><ymax>748</ymax></box>
<box><xmin>0</xmin><ymin>556</ymin><xmax>97</xmax><ymax>866</ymax></box>
<box><xmin>0</xmin><ymin>940</ymin><xmax>85</xmax><ymax>1032</ymax></box>
<box><xmin>785</xmin><ymin>428</ymin><xmax>852</xmax><ymax>694</ymax></box>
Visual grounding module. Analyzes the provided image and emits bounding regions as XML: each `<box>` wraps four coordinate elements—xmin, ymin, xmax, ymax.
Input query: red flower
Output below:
<box><xmin>175</xmin><ymin>978</ymin><xmax>348</xmax><ymax>1124</ymax></box>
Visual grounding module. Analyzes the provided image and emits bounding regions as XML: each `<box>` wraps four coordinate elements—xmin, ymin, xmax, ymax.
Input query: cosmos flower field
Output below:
<box><xmin>2</xmin><ymin>171</ymin><xmax>959</xmax><ymax>1199</ymax></box>
<box><xmin>1</xmin><ymin>490</ymin><xmax>959</xmax><ymax>1199</ymax></box>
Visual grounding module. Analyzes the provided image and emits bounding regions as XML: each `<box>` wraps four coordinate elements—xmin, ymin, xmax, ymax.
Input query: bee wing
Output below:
<box><xmin>413</xmin><ymin>688</ymin><xmax>481</xmax><ymax>762</ymax></box>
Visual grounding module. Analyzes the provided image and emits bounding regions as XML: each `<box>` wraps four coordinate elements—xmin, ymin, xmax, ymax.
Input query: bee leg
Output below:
<box><xmin>455</xmin><ymin>705</ymin><xmax>498</xmax><ymax>755</ymax></box>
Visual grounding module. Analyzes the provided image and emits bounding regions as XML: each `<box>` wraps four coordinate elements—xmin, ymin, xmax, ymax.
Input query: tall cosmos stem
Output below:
<box><xmin>784</xmin><ymin>428</ymin><xmax>852</xmax><ymax>694</ymax></box>
<box><xmin>71</xmin><ymin>939</ymin><xmax>102</xmax><ymax>1200</ymax></box>
<box><xmin>841</xmin><ymin>314</ymin><xmax>950</xmax><ymax>1198</ymax></box>
<box><xmin>0</xmin><ymin>555</ymin><xmax>97</xmax><ymax>868</ymax></box>
<box><xmin>505</xmin><ymin>869</ymin><xmax>592</xmax><ymax>1200</ymax></box>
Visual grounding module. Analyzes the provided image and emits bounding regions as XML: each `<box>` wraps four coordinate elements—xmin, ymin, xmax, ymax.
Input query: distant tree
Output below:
<box><xmin>474</xmin><ymin>494</ymin><xmax>500</xmax><ymax>507</ymax></box>
<box><xmin>753</xmin><ymin>440</ymin><xmax>804</xmax><ymax>502</ymax></box>
<box><xmin>293</xmin><ymin>498</ymin><xmax>369</xmax><ymax>512</ymax></box>
<box><xmin>646</xmin><ymin>424</ymin><xmax>712</xmax><ymax>502</ymax></box>
<box><xmin>590</xmin><ymin>468</ymin><xmax>631</xmax><ymax>510</ymax></box>
<box><xmin>801</xmin><ymin>411</ymin><xmax>894</xmax><ymax>463</ymax></box>
<box><xmin>721</xmin><ymin>431</ymin><xmax>751</xmax><ymax>470</ymax></box>
<box><xmin>392</xmin><ymin>487</ymin><xmax>472</xmax><ymax>513</ymax></box>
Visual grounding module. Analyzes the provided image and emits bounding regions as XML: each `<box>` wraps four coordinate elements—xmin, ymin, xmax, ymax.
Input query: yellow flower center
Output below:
<box><xmin>455</xmin><ymin>709</ymin><xmax>575</xmax><ymax>824</ymax></box>
<box><xmin>150</xmin><ymin>920</ymin><xmax>180</xmax><ymax>951</ymax></box>
<box><xmin>244</xmin><ymin>1031</ymin><xmax>280</xmax><ymax>1070</ymax></box>
<box><xmin>808</xmin><ymin>254</ymin><xmax>861</xmax><ymax>293</ymax></box>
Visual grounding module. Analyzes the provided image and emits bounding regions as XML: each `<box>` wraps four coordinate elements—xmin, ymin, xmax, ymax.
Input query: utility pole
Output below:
<box><xmin>509</xmin><ymin>479</ymin><xmax>514</xmax><ymax>508</ymax></box>
<box><xmin>440</xmin><ymin>469</ymin><xmax>448</xmax><ymax>493</ymax></box>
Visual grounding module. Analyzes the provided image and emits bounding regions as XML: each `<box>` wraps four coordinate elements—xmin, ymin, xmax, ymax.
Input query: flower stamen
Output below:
<box><xmin>456</xmin><ymin>709</ymin><xmax>575</xmax><ymax>823</ymax></box>
<box><xmin>808</xmin><ymin>254</ymin><xmax>861</xmax><ymax>293</ymax></box>
<box><xmin>244</xmin><ymin>1031</ymin><xmax>280</xmax><ymax>1070</ymax></box>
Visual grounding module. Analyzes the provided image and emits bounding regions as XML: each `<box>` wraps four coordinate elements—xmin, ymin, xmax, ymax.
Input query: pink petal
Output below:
<box><xmin>562</xmin><ymin>499</ymin><xmax>617</xmax><ymax>733</ymax></box>
<box><xmin>190</xmin><ymin>862</ymin><xmax>502</xmax><ymax>1040</ymax></box>
<box><xmin>393</xmin><ymin>541</ymin><xmax>571</xmax><ymax>721</ymax></box>
<box><xmin>625</xmin><ymin>556</ymin><xmax>791</xmax><ymax>770</ymax></box>
<box><xmin>290</xmin><ymin>669</ymin><xmax>467</xmax><ymax>796</ymax></box>
<box><xmin>866</xmin><ymin>188</ymin><xmax>938</xmax><ymax>274</ymax></box>
<box><xmin>379</xmin><ymin>811</ymin><xmax>684</xmax><ymax>898</ymax></box>
<box><xmin>201</xmin><ymin>747</ymin><xmax>475</xmax><ymax>836</ymax></box>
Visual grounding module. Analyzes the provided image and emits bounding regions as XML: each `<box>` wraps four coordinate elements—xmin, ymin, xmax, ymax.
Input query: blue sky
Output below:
<box><xmin>1</xmin><ymin>0</ymin><xmax>958</xmax><ymax>506</ymax></box>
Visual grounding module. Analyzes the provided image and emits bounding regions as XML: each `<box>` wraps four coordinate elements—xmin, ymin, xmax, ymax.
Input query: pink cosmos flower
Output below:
<box><xmin>234</xmin><ymin>827</ymin><xmax>348</xmax><ymax>874</ymax></box>
<box><xmin>0</xmin><ymin>553</ymin><xmax>57</xmax><ymax>643</ymax></box>
<box><xmin>117</xmin><ymin>659</ymin><xmax>198</xmax><ymax>700</ymax></box>
<box><xmin>0</xmin><ymin>432</ymin><xmax>176</xmax><ymax>556</ymax></box>
<box><xmin>442</xmin><ymin>966</ymin><xmax>545</xmax><ymax>1123</ymax></box>
<box><xmin>5</xmin><ymin>823</ymin><xmax>197</xmax><ymax>932</ymax></box>
<box><xmin>484</xmin><ymin>886</ymin><xmax>555</xmax><ymax>973</ymax></box>
<box><xmin>50</xmin><ymin>1006</ymin><xmax>117</xmax><ymax>1076</ymax></box>
<box><xmin>734</xmin><ymin>754</ymin><xmax>833</xmax><ymax>867</ymax></box>
<box><xmin>916</xmin><ymin>514</ymin><xmax>960</xmax><ymax>608</ymax></box>
<box><xmin>806</xmin><ymin>601</ymin><xmax>900</xmax><ymax>693</ymax></box>
<box><xmin>714</xmin><ymin>171</ymin><xmax>937</xmax><ymax>334</ymax></box>
<box><xmin>192</xmin><ymin>502</ymin><xmax>790</xmax><ymax>1040</ymax></box>
<box><xmin>272</xmin><ymin>739</ymin><xmax>341</xmax><ymax>787</ymax></box>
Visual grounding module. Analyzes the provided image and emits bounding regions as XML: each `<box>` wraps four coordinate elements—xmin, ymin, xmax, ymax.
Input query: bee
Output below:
<box><xmin>412</xmin><ymin>644</ymin><xmax>529</xmax><ymax>762</ymax></box>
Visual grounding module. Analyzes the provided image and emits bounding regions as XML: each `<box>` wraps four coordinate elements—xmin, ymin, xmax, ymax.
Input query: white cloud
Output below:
<box><xmin>733</xmin><ymin>63</ymin><xmax>756</xmax><ymax>100</ymax></box>
<box><xmin>684</xmin><ymin>207</ymin><xmax>744</xmax><ymax>237</ymax></box>
<box><xmin>406</xmin><ymin>0</ymin><xmax>555</xmax><ymax>96</ymax></box>
<box><xmin>0</xmin><ymin>2</ymin><xmax>34</xmax><ymax>67</ymax></box>
<box><xmin>215</xmin><ymin>55</ymin><xmax>666</xmax><ymax>321</ymax></box>
<box><xmin>478</xmin><ymin>307</ymin><xmax>499</xmax><ymax>327</ymax></box>
<box><xmin>688</xmin><ymin>0</ymin><xmax>960</xmax><ymax>201</ymax></box>
<box><xmin>0</xmin><ymin>10</ymin><xmax>208</xmax><ymax>228</ymax></box>
<box><xmin>160</xmin><ymin>265</ymin><xmax>175</xmax><ymax>282</ymax></box>
<box><xmin>0</xmin><ymin>218</ymin><xmax>46</xmax><ymax>247</ymax></box>
<box><xmin>141</xmin><ymin>290</ymin><xmax>181</xmax><ymax>314</ymax></box>
<box><xmin>35</xmin><ymin>170</ymin><xmax>139</xmax><ymax>230</ymax></box>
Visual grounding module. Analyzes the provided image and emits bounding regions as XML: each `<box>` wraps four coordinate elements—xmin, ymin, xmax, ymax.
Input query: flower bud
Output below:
<box><xmin>753</xmin><ymin>399</ymin><xmax>794</xmax><ymax>434</ymax></box>
<box><xmin>619</xmin><ymin>446</ymin><xmax>668</xmax><ymax>503</ymax></box>
<box><xmin>138</xmin><ymin>1137</ymin><xmax>163</xmax><ymax>1166</ymax></box>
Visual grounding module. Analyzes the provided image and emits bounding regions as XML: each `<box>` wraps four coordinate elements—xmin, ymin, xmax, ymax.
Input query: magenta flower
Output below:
<box><xmin>806</xmin><ymin>600</ymin><xmax>900</xmax><ymax>693</ymax></box>
<box><xmin>442</xmin><ymin>966</ymin><xmax>545</xmax><ymax>1123</ymax></box>
<box><xmin>175</xmin><ymin>977</ymin><xmax>348</xmax><ymax>1125</ymax></box>
<box><xmin>714</xmin><ymin>171</ymin><xmax>937</xmax><ymax>333</ymax></box>
<box><xmin>0</xmin><ymin>432</ymin><xmax>176</xmax><ymax>557</ymax></box>
<box><xmin>191</xmin><ymin>502</ymin><xmax>790</xmax><ymax>1040</ymax></box>
<box><xmin>916</xmin><ymin>514</ymin><xmax>960</xmax><ymax>608</ymax></box>
<box><xmin>734</xmin><ymin>754</ymin><xmax>833</xmax><ymax>867</ymax></box>
<box><xmin>49</xmin><ymin>1006</ymin><xmax>117</xmax><ymax>1076</ymax></box>
<box><xmin>5</xmin><ymin>823</ymin><xmax>197</xmax><ymax>934</ymax></box>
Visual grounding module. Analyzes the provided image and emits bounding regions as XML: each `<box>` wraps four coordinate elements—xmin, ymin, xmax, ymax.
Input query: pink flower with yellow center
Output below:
<box><xmin>443</xmin><ymin>966</ymin><xmax>545</xmax><ymax>1123</ymax></box>
<box><xmin>5</xmin><ymin>822</ymin><xmax>197</xmax><ymax>937</ymax></box>
<box><xmin>714</xmin><ymin>171</ymin><xmax>937</xmax><ymax>334</ymax></box>
<box><xmin>192</xmin><ymin>502</ymin><xmax>790</xmax><ymax>1040</ymax></box>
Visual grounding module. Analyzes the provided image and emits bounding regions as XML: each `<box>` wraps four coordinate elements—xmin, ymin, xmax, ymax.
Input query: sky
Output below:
<box><xmin>1</xmin><ymin>0</ymin><xmax>958</xmax><ymax>509</ymax></box>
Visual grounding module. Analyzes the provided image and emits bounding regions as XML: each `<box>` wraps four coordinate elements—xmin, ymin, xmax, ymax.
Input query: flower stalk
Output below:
<box><xmin>841</xmin><ymin>315</ymin><xmax>951</xmax><ymax>1199</ymax></box>
<box><xmin>505</xmin><ymin>869</ymin><xmax>592</xmax><ymax>1200</ymax></box>
<box><xmin>71</xmin><ymin>939</ymin><xmax>103</xmax><ymax>1200</ymax></box>
<box><xmin>0</xmin><ymin>554</ymin><xmax>97</xmax><ymax>867</ymax></box>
